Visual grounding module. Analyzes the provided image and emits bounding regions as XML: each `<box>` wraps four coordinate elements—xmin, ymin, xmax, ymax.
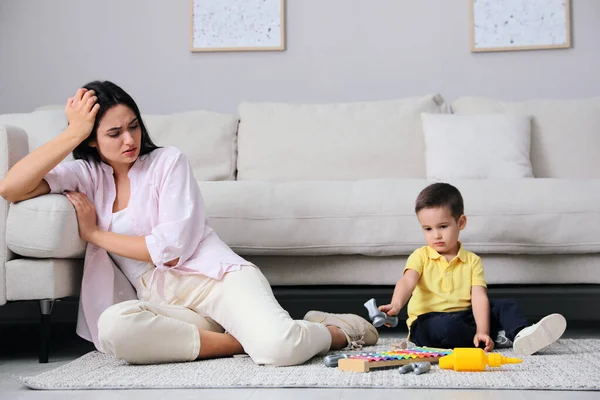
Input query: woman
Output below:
<box><xmin>0</xmin><ymin>81</ymin><xmax>378</xmax><ymax>365</ymax></box>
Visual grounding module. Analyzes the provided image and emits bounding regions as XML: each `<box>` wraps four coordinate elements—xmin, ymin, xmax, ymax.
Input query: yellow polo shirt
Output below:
<box><xmin>404</xmin><ymin>244</ymin><xmax>487</xmax><ymax>329</ymax></box>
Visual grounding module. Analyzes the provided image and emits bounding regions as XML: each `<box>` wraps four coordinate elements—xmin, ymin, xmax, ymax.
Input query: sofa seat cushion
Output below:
<box><xmin>199</xmin><ymin>179</ymin><xmax>600</xmax><ymax>256</ymax></box>
<box><xmin>9</xmin><ymin>180</ymin><xmax>600</xmax><ymax>259</ymax></box>
<box><xmin>6</xmin><ymin>194</ymin><xmax>85</xmax><ymax>258</ymax></box>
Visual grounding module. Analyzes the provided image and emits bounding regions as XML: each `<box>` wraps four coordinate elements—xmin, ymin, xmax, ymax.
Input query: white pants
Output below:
<box><xmin>98</xmin><ymin>266</ymin><xmax>331</xmax><ymax>366</ymax></box>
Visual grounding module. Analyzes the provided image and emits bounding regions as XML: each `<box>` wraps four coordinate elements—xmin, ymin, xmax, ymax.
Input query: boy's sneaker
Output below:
<box><xmin>303</xmin><ymin>310</ymin><xmax>379</xmax><ymax>349</ymax></box>
<box><xmin>513</xmin><ymin>313</ymin><xmax>567</xmax><ymax>355</ymax></box>
<box><xmin>495</xmin><ymin>330</ymin><xmax>513</xmax><ymax>348</ymax></box>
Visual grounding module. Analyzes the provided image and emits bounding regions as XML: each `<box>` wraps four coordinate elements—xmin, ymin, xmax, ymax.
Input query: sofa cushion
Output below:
<box><xmin>236</xmin><ymin>95</ymin><xmax>445</xmax><ymax>181</ymax></box>
<box><xmin>421</xmin><ymin>113</ymin><xmax>533</xmax><ymax>180</ymax></box>
<box><xmin>142</xmin><ymin>110</ymin><xmax>238</xmax><ymax>181</ymax></box>
<box><xmin>0</xmin><ymin>109</ymin><xmax>71</xmax><ymax>159</ymax></box>
<box><xmin>10</xmin><ymin>180</ymin><xmax>600</xmax><ymax>260</ymax></box>
<box><xmin>450</xmin><ymin>97</ymin><xmax>600</xmax><ymax>179</ymax></box>
<box><xmin>199</xmin><ymin>179</ymin><xmax>600</xmax><ymax>256</ymax></box>
<box><xmin>6</xmin><ymin>194</ymin><xmax>85</xmax><ymax>258</ymax></box>
<box><xmin>0</xmin><ymin>108</ymin><xmax>238</xmax><ymax>181</ymax></box>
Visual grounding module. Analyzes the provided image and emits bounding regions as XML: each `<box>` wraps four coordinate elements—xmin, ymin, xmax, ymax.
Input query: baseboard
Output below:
<box><xmin>1</xmin><ymin>284</ymin><xmax>599</xmax><ymax>328</ymax></box>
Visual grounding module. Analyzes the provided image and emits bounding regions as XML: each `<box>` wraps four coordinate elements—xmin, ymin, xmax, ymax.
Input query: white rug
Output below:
<box><xmin>20</xmin><ymin>339</ymin><xmax>600</xmax><ymax>391</ymax></box>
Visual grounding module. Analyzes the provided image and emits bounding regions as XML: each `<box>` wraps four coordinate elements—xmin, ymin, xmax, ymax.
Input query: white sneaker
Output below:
<box><xmin>513</xmin><ymin>314</ymin><xmax>567</xmax><ymax>355</ymax></box>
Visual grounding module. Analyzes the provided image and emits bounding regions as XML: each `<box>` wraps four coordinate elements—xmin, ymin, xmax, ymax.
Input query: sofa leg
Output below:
<box><xmin>39</xmin><ymin>299</ymin><xmax>55</xmax><ymax>364</ymax></box>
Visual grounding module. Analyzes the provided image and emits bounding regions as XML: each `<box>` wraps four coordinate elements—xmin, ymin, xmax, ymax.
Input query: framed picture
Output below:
<box><xmin>470</xmin><ymin>0</ymin><xmax>571</xmax><ymax>53</ymax></box>
<box><xmin>190</xmin><ymin>0</ymin><xmax>285</xmax><ymax>52</ymax></box>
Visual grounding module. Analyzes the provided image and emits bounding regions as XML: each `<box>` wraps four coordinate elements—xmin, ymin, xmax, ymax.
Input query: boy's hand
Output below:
<box><xmin>378</xmin><ymin>303</ymin><xmax>401</xmax><ymax>327</ymax></box>
<box><xmin>379</xmin><ymin>303</ymin><xmax>401</xmax><ymax>317</ymax></box>
<box><xmin>473</xmin><ymin>332</ymin><xmax>494</xmax><ymax>352</ymax></box>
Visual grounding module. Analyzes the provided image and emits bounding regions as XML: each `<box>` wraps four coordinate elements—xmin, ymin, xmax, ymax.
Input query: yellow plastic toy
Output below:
<box><xmin>439</xmin><ymin>348</ymin><xmax>522</xmax><ymax>372</ymax></box>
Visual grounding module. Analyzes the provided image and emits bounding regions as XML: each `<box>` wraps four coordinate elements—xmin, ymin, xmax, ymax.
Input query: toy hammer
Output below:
<box><xmin>364</xmin><ymin>298</ymin><xmax>398</xmax><ymax>328</ymax></box>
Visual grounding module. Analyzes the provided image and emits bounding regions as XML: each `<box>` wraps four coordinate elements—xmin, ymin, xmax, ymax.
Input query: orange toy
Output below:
<box><xmin>439</xmin><ymin>348</ymin><xmax>522</xmax><ymax>372</ymax></box>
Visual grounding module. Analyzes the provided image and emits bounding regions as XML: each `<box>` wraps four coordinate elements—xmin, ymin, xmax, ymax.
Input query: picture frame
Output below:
<box><xmin>470</xmin><ymin>0</ymin><xmax>571</xmax><ymax>53</ymax></box>
<box><xmin>190</xmin><ymin>0</ymin><xmax>285</xmax><ymax>52</ymax></box>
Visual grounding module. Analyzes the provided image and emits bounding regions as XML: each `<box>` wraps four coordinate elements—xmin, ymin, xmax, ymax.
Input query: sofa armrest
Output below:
<box><xmin>0</xmin><ymin>124</ymin><xmax>30</xmax><ymax>305</ymax></box>
<box><xmin>7</xmin><ymin>194</ymin><xmax>86</xmax><ymax>259</ymax></box>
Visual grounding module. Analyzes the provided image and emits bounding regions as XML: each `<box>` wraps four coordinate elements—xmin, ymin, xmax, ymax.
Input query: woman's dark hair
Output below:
<box><xmin>415</xmin><ymin>182</ymin><xmax>464</xmax><ymax>220</ymax></box>
<box><xmin>72</xmin><ymin>80</ymin><xmax>160</xmax><ymax>163</ymax></box>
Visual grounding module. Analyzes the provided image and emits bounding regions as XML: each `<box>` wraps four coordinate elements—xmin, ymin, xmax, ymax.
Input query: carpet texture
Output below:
<box><xmin>20</xmin><ymin>338</ymin><xmax>600</xmax><ymax>391</ymax></box>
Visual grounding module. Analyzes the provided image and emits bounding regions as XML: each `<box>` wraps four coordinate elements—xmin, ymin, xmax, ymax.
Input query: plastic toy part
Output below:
<box><xmin>364</xmin><ymin>298</ymin><xmax>399</xmax><ymax>328</ymax></box>
<box><xmin>398</xmin><ymin>362</ymin><xmax>431</xmax><ymax>375</ymax></box>
<box><xmin>323</xmin><ymin>354</ymin><xmax>349</xmax><ymax>367</ymax></box>
<box><xmin>439</xmin><ymin>348</ymin><xmax>522</xmax><ymax>372</ymax></box>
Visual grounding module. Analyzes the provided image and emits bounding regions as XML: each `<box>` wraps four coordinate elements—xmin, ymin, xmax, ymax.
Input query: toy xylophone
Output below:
<box><xmin>337</xmin><ymin>347</ymin><xmax>453</xmax><ymax>372</ymax></box>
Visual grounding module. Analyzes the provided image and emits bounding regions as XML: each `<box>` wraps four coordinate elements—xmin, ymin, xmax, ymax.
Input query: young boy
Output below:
<box><xmin>379</xmin><ymin>183</ymin><xmax>566</xmax><ymax>355</ymax></box>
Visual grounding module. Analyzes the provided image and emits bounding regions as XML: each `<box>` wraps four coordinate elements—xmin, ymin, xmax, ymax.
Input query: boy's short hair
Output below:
<box><xmin>415</xmin><ymin>183</ymin><xmax>464</xmax><ymax>220</ymax></box>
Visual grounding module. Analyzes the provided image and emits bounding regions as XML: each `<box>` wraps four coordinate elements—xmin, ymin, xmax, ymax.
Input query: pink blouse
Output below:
<box><xmin>44</xmin><ymin>146</ymin><xmax>252</xmax><ymax>349</ymax></box>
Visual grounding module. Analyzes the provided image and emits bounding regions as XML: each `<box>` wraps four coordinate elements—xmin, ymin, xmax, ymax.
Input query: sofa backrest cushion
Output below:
<box><xmin>143</xmin><ymin>110</ymin><xmax>238</xmax><ymax>181</ymax></box>
<box><xmin>0</xmin><ymin>108</ymin><xmax>239</xmax><ymax>181</ymax></box>
<box><xmin>236</xmin><ymin>95</ymin><xmax>446</xmax><ymax>180</ymax></box>
<box><xmin>0</xmin><ymin>110</ymin><xmax>71</xmax><ymax>160</ymax></box>
<box><xmin>451</xmin><ymin>97</ymin><xmax>600</xmax><ymax>179</ymax></box>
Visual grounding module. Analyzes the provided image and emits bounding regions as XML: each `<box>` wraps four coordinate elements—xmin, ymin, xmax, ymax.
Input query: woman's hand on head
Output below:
<box><xmin>65</xmin><ymin>191</ymin><xmax>99</xmax><ymax>242</ymax></box>
<box><xmin>65</xmin><ymin>88</ymin><xmax>100</xmax><ymax>140</ymax></box>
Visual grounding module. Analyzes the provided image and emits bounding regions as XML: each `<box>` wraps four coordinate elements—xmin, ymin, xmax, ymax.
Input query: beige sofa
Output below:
<box><xmin>1</xmin><ymin>94</ymin><xmax>599</xmax><ymax>362</ymax></box>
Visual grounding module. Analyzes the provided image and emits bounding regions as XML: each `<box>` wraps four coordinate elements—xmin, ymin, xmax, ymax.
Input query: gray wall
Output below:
<box><xmin>0</xmin><ymin>0</ymin><xmax>598</xmax><ymax>114</ymax></box>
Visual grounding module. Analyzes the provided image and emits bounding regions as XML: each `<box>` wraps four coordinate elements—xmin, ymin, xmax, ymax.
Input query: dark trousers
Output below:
<box><xmin>410</xmin><ymin>299</ymin><xmax>528</xmax><ymax>349</ymax></box>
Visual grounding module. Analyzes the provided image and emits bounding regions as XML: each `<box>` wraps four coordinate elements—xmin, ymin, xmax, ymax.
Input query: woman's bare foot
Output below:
<box><xmin>327</xmin><ymin>326</ymin><xmax>348</xmax><ymax>350</ymax></box>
